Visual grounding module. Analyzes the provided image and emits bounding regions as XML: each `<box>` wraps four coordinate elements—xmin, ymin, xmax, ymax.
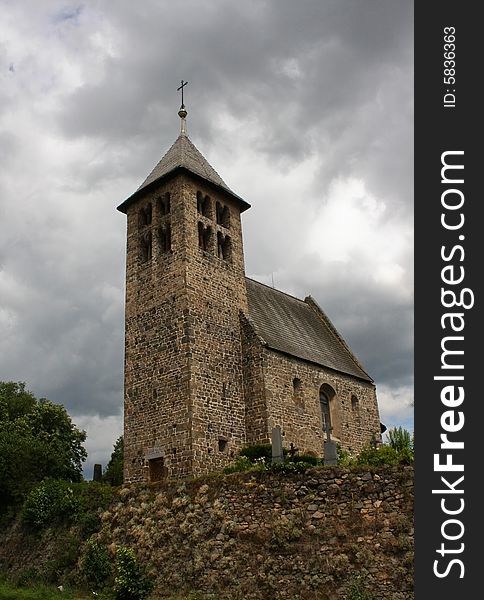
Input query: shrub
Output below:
<box><xmin>239</xmin><ymin>443</ymin><xmax>273</xmax><ymax>462</ymax></box>
<box><xmin>337</xmin><ymin>445</ymin><xmax>356</xmax><ymax>467</ymax></box>
<box><xmin>22</xmin><ymin>479</ymin><xmax>79</xmax><ymax>528</ymax></box>
<box><xmin>356</xmin><ymin>445</ymin><xmax>400</xmax><ymax>467</ymax></box>
<box><xmin>114</xmin><ymin>546</ymin><xmax>154</xmax><ymax>600</ymax></box>
<box><xmin>291</xmin><ymin>453</ymin><xmax>320</xmax><ymax>466</ymax></box>
<box><xmin>386</xmin><ymin>426</ymin><xmax>413</xmax><ymax>452</ymax></box>
<box><xmin>80</xmin><ymin>537</ymin><xmax>112</xmax><ymax>590</ymax></box>
<box><xmin>345</xmin><ymin>574</ymin><xmax>374</xmax><ymax>600</ymax></box>
<box><xmin>223</xmin><ymin>456</ymin><xmax>259</xmax><ymax>474</ymax></box>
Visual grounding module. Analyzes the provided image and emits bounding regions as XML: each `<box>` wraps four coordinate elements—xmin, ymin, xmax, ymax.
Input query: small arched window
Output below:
<box><xmin>139</xmin><ymin>203</ymin><xmax>152</xmax><ymax>228</ymax></box>
<box><xmin>158</xmin><ymin>193</ymin><xmax>170</xmax><ymax>216</ymax></box>
<box><xmin>217</xmin><ymin>232</ymin><xmax>232</xmax><ymax>261</ymax></box>
<box><xmin>159</xmin><ymin>225</ymin><xmax>171</xmax><ymax>253</ymax></box>
<box><xmin>216</xmin><ymin>201</ymin><xmax>230</xmax><ymax>228</ymax></box>
<box><xmin>293</xmin><ymin>378</ymin><xmax>304</xmax><ymax>409</ymax></box>
<box><xmin>197</xmin><ymin>191</ymin><xmax>211</xmax><ymax>218</ymax></box>
<box><xmin>140</xmin><ymin>232</ymin><xmax>152</xmax><ymax>262</ymax></box>
<box><xmin>198</xmin><ymin>222</ymin><xmax>213</xmax><ymax>252</ymax></box>
<box><xmin>351</xmin><ymin>395</ymin><xmax>359</xmax><ymax>412</ymax></box>
<box><xmin>319</xmin><ymin>383</ymin><xmax>336</xmax><ymax>438</ymax></box>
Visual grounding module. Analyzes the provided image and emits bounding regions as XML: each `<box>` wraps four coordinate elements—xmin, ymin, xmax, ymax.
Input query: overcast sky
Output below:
<box><xmin>0</xmin><ymin>0</ymin><xmax>413</xmax><ymax>477</ymax></box>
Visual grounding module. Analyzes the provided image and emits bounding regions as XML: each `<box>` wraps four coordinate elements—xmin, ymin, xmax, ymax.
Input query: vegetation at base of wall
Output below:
<box><xmin>79</xmin><ymin>537</ymin><xmax>113</xmax><ymax>591</ymax></box>
<box><xmin>224</xmin><ymin>429</ymin><xmax>413</xmax><ymax>474</ymax></box>
<box><xmin>113</xmin><ymin>547</ymin><xmax>154</xmax><ymax>600</ymax></box>
<box><xmin>0</xmin><ymin>578</ymin><xmax>109</xmax><ymax>600</ymax></box>
<box><xmin>344</xmin><ymin>574</ymin><xmax>374</xmax><ymax>600</ymax></box>
<box><xmin>21</xmin><ymin>479</ymin><xmax>114</xmax><ymax>533</ymax></box>
<box><xmin>0</xmin><ymin>579</ymin><xmax>208</xmax><ymax>600</ymax></box>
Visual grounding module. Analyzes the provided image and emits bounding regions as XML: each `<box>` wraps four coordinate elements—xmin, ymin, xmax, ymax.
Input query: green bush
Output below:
<box><xmin>114</xmin><ymin>547</ymin><xmax>154</xmax><ymax>600</ymax></box>
<box><xmin>80</xmin><ymin>537</ymin><xmax>112</xmax><ymax>590</ymax></box>
<box><xmin>269</xmin><ymin>461</ymin><xmax>309</xmax><ymax>474</ymax></box>
<box><xmin>355</xmin><ymin>443</ymin><xmax>413</xmax><ymax>467</ymax></box>
<box><xmin>356</xmin><ymin>445</ymin><xmax>399</xmax><ymax>467</ymax></box>
<box><xmin>291</xmin><ymin>454</ymin><xmax>320</xmax><ymax>466</ymax></box>
<box><xmin>223</xmin><ymin>456</ymin><xmax>259</xmax><ymax>474</ymax></box>
<box><xmin>238</xmin><ymin>443</ymin><xmax>273</xmax><ymax>462</ymax></box>
<box><xmin>22</xmin><ymin>479</ymin><xmax>79</xmax><ymax>528</ymax></box>
<box><xmin>345</xmin><ymin>574</ymin><xmax>374</xmax><ymax>600</ymax></box>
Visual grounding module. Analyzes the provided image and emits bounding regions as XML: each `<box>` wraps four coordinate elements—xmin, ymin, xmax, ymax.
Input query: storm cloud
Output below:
<box><xmin>0</xmin><ymin>0</ymin><xmax>413</xmax><ymax>476</ymax></box>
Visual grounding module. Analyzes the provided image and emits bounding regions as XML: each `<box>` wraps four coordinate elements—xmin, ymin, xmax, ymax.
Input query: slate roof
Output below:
<box><xmin>245</xmin><ymin>278</ymin><xmax>372</xmax><ymax>382</ymax></box>
<box><xmin>117</xmin><ymin>134</ymin><xmax>250</xmax><ymax>213</ymax></box>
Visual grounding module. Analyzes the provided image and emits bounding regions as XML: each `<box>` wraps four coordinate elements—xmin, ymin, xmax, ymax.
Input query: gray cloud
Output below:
<box><xmin>0</xmin><ymin>0</ymin><xmax>413</xmax><ymax>472</ymax></box>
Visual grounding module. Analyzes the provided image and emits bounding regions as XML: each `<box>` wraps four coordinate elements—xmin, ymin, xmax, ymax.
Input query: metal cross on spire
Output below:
<box><xmin>177</xmin><ymin>80</ymin><xmax>188</xmax><ymax>135</ymax></box>
<box><xmin>177</xmin><ymin>79</ymin><xmax>188</xmax><ymax>108</ymax></box>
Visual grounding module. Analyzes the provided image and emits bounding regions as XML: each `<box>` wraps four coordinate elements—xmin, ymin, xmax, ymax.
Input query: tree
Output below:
<box><xmin>103</xmin><ymin>435</ymin><xmax>124</xmax><ymax>486</ymax></box>
<box><xmin>0</xmin><ymin>381</ymin><xmax>87</xmax><ymax>513</ymax></box>
<box><xmin>385</xmin><ymin>426</ymin><xmax>413</xmax><ymax>453</ymax></box>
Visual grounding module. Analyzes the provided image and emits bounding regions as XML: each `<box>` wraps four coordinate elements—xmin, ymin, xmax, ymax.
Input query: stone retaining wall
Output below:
<box><xmin>97</xmin><ymin>465</ymin><xmax>413</xmax><ymax>599</ymax></box>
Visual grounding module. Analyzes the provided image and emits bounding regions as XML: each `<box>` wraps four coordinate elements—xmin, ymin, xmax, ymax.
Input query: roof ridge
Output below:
<box><xmin>245</xmin><ymin>276</ymin><xmax>307</xmax><ymax>305</ymax></box>
<box><xmin>304</xmin><ymin>295</ymin><xmax>373</xmax><ymax>381</ymax></box>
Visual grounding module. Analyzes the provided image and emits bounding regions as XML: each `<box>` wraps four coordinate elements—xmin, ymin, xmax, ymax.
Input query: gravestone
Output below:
<box><xmin>323</xmin><ymin>440</ymin><xmax>338</xmax><ymax>466</ymax></box>
<box><xmin>271</xmin><ymin>426</ymin><xmax>284</xmax><ymax>464</ymax></box>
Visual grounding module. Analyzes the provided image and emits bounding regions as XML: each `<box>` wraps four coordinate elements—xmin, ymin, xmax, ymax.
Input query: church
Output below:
<box><xmin>117</xmin><ymin>94</ymin><xmax>382</xmax><ymax>483</ymax></box>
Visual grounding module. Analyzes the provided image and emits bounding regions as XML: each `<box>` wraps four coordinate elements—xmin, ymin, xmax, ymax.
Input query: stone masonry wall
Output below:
<box><xmin>240</xmin><ymin>312</ymin><xmax>381</xmax><ymax>458</ymax></box>
<box><xmin>182</xmin><ymin>177</ymin><xmax>249</xmax><ymax>475</ymax></box>
<box><xmin>240</xmin><ymin>312</ymin><xmax>270</xmax><ymax>445</ymax></box>
<box><xmin>96</xmin><ymin>466</ymin><xmax>414</xmax><ymax>600</ymax></box>
<box><xmin>124</xmin><ymin>175</ymin><xmax>193</xmax><ymax>482</ymax></box>
<box><xmin>262</xmin><ymin>349</ymin><xmax>381</xmax><ymax>456</ymax></box>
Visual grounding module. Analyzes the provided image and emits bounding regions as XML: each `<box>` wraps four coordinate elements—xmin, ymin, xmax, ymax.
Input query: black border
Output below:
<box><xmin>415</xmin><ymin>3</ymin><xmax>481</xmax><ymax>596</ymax></box>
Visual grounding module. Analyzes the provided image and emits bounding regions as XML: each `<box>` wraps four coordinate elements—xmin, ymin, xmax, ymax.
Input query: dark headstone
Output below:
<box><xmin>271</xmin><ymin>426</ymin><xmax>284</xmax><ymax>464</ymax></box>
<box><xmin>93</xmin><ymin>463</ymin><xmax>102</xmax><ymax>482</ymax></box>
<box><xmin>323</xmin><ymin>440</ymin><xmax>338</xmax><ymax>466</ymax></box>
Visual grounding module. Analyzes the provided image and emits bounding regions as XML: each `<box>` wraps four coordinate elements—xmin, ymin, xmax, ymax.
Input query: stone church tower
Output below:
<box><xmin>118</xmin><ymin>103</ymin><xmax>251</xmax><ymax>483</ymax></box>
<box><xmin>118</xmin><ymin>99</ymin><xmax>382</xmax><ymax>484</ymax></box>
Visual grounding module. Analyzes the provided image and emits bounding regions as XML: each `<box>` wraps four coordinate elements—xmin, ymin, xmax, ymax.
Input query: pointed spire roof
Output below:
<box><xmin>117</xmin><ymin>133</ymin><xmax>250</xmax><ymax>213</ymax></box>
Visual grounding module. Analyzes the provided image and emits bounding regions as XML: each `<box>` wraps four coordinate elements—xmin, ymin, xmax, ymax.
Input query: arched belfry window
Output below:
<box><xmin>197</xmin><ymin>191</ymin><xmax>211</xmax><ymax>218</ymax></box>
<box><xmin>217</xmin><ymin>232</ymin><xmax>232</xmax><ymax>262</ymax></box>
<box><xmin>159</xmin><ymin>224</ymin><xmax>171</xmax><ymax>253</ymax></box>
<box><xmin>140</xmin><ymin>231</ymin><xmax>152</xmax><ymax>263</ymax></box>
<box><xmin>216</xmin><ymin>201</ymin><xmax>230</xmax><ymax>228</ymax></box>
<box><xmin>157</xmin><ymin>193</ymin><xmax>170</xmax><ymax>216</ymax></box>
<box><xmin>139</xmin><ymin>203</ymin><xmax>152</xmax><ymax>228</ymax></box>
<box><xmin>198</xmin><ymin>222</ymin><xmax>213</xmax><ymax>252</ymax></box>
<box><xmin>319</xmin><ymin>384</ymin><xmax>336</xmax><ymax>438</ymax></box>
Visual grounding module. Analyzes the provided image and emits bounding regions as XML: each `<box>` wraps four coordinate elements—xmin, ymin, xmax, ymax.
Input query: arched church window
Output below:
<box><xmin>140</xmin><ymin>232</ymin><xmax>152</xmax><ymax>262</ymax></box>
<box><xmin>197</xmin><ymin>191</ymin><xmax>211</xmax><ymax>218</ymax></box>
<box><xmin>139</xmin><ymin>203</ymin><xmax>152</xmax><ymax>228</ymax></box>
<box><xmin>319</xmin><ymin>384</ymin><xmax>335</xmax><ymax>438</ymax></box>
<box><xmin>159</xmin><ymin>224</ymin><xmax>171</xmax><ymax>253</ymax></box>
<box><xmin>216</xmin><ymin>201</ymin><xmax>230</xmax><ymax>228</ymax></box>
<box><xmin>351</xmin><ymin>395</ymin><xmax>359</xmax><ymax>412</ymax></box>
<box><xmin>157</xmin><ymin>193</ymin><xmax>170</xmax><ymax>216</ymax></box>
<box><xmin>293</xmin><ymin>378</ymin><xmax>304</xmax><ymax>409</ymax></box>
<box><xmin>217</xmin><ymin>232</ymin><xmax>232</xmax><ymax>261</ymax></box>
<box><xmin>198</xmin><ymin>222</ymin><xmax>213</xmax><ymax>252</ymax></box>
